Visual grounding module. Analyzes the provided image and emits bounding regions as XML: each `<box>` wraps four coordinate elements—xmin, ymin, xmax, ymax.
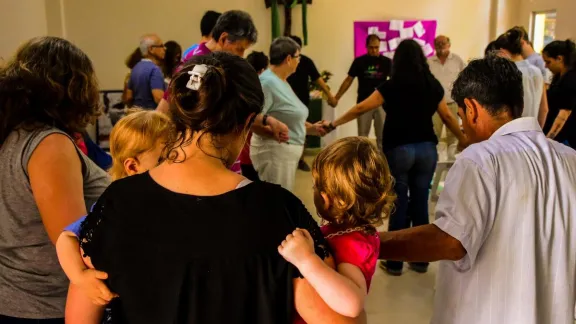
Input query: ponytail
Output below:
<box><xmin>543</xmin><ymin>39</ymin><xmax>576</xmax><ymax>69</ymax></box>
<box><xmin>494</xmin><ymin>29</ymin><xmax>523</xmax><ymax>55</ymax></box>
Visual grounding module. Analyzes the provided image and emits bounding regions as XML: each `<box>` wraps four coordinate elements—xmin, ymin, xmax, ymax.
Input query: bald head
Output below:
<box><xmin>139</xmin><ymin>34</ymin><xmax>165</xmax><ymax>61</ymax></box>
<box><xmin>434</xmin><ymin>35</ymin><xmax>451</xmax><ymax>58</ymax></box>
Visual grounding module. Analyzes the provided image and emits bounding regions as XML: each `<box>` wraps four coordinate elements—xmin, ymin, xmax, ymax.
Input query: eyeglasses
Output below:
<box><xmin>150</xmin><ymin>44</ymin><xmax>165</xmax><ymax>49</ymax></box>
<box><xmin>292</xmin><ymin>54</ymin><xmax>301</xmax><ymax>60</ymax></box>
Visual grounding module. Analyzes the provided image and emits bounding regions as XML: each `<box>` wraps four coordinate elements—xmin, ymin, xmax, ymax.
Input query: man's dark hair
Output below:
<box><xmin>200</xmin><ymin>11</ymin><xmax>222</xmax><ymax>37</ymax></box>
<box><xmin>289</xmin><ymin>35</ymin><xmax>303</xmax><ymax>47</ymax></box>
<box><xmin>269</xmin><ymin>37</ymin><xmax>300</xmax><ymax>65</ymax></box>
<box><xmin>365</xmin><ymin>34</ymin><xmax>380</xmax><ymax>47</ymax></box>
<box><xmin>451</xmin><ymin>55</ymin><xmax>524</xmax><ymax>118</ymax></box>
<box><xmin>211</xmin><ymin>10</ymin><xmax>258</xmax><ymax>44</ymax></box>
<box><xmin>509</xmin><ymin>26</ymin><xmax>530</xmax><ymax>43</ymax></box>
<box><xmin>247</xmin><ymin>51</ymin><xmax>269</xmax><ymax>72</ymax></box>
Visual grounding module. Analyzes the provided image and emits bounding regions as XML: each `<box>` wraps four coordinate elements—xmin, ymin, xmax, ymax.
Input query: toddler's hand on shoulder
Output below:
<box><xmin>72</xmin><ymin>269</ymin><xmax>118</xmax><ymax>305</ymax></box>
<box><xmin>278</xmin><ymin>228</ymin><xmax>316</xmax><ymax>267</ymax></box>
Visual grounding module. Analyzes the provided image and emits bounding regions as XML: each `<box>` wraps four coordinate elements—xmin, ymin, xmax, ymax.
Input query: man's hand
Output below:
<box><xmin>71</xmin><ymin>269</ymin><xmax>118</xmax><ymax>305</ymax></box>
<box><xmin>267</xmin><ymin>116</ymin><xmax>290</xmax><ymax>143</ymax></box>
<box><xmin>320</xmin><ymin>120</ymin><xmax>336</xmax><ymax>134</ymax></box>
<box><xmin>278</xmin><ymin>229</ymin><xmax>316</xmax><ymax>268</ymax></box>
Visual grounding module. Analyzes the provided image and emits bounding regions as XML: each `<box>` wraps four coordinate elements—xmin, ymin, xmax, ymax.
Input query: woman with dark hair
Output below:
<box><xmin>0</xmin><ymin>36</ymin><xmax>109</xmax><ymax>322</ymax></box>
<box><xmin>542</xmin><ymin>39</ymin><xmax>576</xmax><ymax>147</ymax></box>
<box><xmin>122</xmin><ymin>47</ymin><xmax>143</xmax><ymax>105</ymax></box>
<box><xmin>67</xmin><ymin>52</ymin><xmax>364</xmax><ymax>324</ymax></box>
<box><xmin>485</xmin><ymin>40</ymin><xmax>498</xmax><ymax>56</ymax></box>
<box><xmin>325</xmin><ymin>39</ymin><xmax>467</xmax><ymax>276</ymax></box>
<box><xmin>162</xmin><ymin>40</ymin><xmax>182</xmax><ymax>83</ymax></box>
<box><xmin>494</xmin><ymin>29</ymin><xmax>548</xmax><ymax>126</ymax></box>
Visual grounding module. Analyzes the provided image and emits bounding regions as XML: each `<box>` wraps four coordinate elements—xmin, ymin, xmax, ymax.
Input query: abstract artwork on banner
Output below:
<box><xmin>353</xmin><ymin>20</ymin><xmax>437</xmax><ymax>58</ymax></box>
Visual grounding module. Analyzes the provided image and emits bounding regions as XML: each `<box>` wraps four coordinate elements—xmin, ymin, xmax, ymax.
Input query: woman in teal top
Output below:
<box><xmin>250</xmin><ymin>37</ymin><xmax>325</xmax><ymax>191</ymax></box>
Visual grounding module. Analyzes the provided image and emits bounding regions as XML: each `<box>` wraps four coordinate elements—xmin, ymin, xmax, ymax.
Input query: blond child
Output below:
<box><xmin>56</xmin><ymin>109</ymin><xmax>171</xmax><ymax>313</ymax></box>
<box><xmin>278</xmin><ymin>137</ymin><xmax>395</xmax><ymax>319</ymax></box>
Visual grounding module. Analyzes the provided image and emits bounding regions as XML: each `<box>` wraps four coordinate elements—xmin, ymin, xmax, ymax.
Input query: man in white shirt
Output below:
<box><xmin>428</xmin><ymin>35</ymin><xmax>466</xmax><ymax>160</ymax></box>
<box><xmin>378</xmin><ymin>55</ymin><xmax>576</xmax><ymax>324</ymax></box>
<box><xmin>509</xmin><ymin>26</ymin><xmax>553</xmax><ymax>84</ymax></box>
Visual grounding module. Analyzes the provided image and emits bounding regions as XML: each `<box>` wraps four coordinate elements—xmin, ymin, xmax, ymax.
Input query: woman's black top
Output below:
<box><xmin>376</xmin><ymin>74</ymin><xmax>445</xmax><ymax>151</ymax></box>
<box><xmin>80</xmin><ymin>172</ymin><xmax>329</xmax><ymax>324</ymax></box>
<box><xmin>544</xmin><ymin>68</ymin><xmax>576</xmax><ymax>144</ymax></box>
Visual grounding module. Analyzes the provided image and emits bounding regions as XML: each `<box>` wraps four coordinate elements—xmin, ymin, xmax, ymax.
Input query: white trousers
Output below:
<box><xmin>250</xmin><ymin>135</ymin><xmax>304</xmax><ymax>192</ymax></box>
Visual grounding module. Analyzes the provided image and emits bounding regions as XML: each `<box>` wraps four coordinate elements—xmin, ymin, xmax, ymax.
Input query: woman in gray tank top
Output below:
<box><xmin>0</xmin><ymin>37</ymin><xmax>110</xmax><ymax>323</ymax></box>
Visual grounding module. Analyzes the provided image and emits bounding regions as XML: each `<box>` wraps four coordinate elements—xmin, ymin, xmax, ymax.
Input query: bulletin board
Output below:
<box><xmin>354</xmin><ymin>20</ymin><xmax>437</xmax><ymax>58</ymax></box>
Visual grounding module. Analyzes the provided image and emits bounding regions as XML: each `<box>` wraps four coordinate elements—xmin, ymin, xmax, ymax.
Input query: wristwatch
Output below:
<box><xmin>323</xmin><ymin>122</ymin><xmax>337</xmax><ymax>132</ymax></box>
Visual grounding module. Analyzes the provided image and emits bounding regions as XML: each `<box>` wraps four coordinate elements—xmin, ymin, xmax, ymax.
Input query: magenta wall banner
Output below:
<box><xmin>354</xmin><ymin>20</ymin><xmax>437</xmax><ymax>58</ymax></box>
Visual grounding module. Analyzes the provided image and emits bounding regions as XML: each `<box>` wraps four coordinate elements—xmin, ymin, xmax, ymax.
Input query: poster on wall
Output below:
<box><xmin>354</xmin><ymin>20</ymin><xmax>437</xmax><ymax>59</ymax></box>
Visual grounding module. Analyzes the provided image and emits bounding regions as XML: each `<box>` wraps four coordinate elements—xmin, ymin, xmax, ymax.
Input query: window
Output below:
<box><xmin>531</xmin><ymin>11</ymin><xmax>556</xmax><ymax>53</ymax></box>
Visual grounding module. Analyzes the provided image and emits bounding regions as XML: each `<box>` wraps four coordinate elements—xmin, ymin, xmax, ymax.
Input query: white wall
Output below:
<box><xmin>517</xmin><ymin>0</ymin><xmax>576</xmax><ymax>40</ymax></box>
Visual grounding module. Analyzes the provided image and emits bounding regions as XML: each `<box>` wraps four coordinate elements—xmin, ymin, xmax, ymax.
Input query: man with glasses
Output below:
<box><xmin>156</xmin><ymin>10</ymin><xmax>290</xmax><ymax>174</ymax></box>
<box><xmin>124</xmin><ymin>34</ymin><xmax>166</xmax><ymax>109</ymax></box>
<box><xmin>156</xmin><ymin>10</ymin><xmax>259</xmax><ymax>114</ymax></box>
<box><xmin>428</xmin><ymin>35</ymin><xmax>466</xmax><ymax>160</ymax></box>
<box><xmin>334</xmin><ymin>34</ymin><xmax>391</xmax><ymax>152</ymax></box>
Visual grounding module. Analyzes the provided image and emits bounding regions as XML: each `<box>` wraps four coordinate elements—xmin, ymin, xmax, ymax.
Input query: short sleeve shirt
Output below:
<box><xmin>515</xmin><ymin>60</ymin><xmax>544</xmax><ymax>119</ymax></box>
<box><xmin>526</xmin><ymin>53</ymin><xmax>551</xmax><ymax>83</ymax></box>
<box><xmin>182</xmin><ymin>44</ymin><xmax>199</xmax><ymax>60</ymax></box>
<box><xmin>321</xmin><ymin>225</ymin><xmax>379</xmax><ymax>290</ymax></box>
<box><xmin>128</xmin><ymin>60</ymin><xmax>165</xmax><ymax>109</ymax></box>
<box><xmin>376</xmin><ymin>75</ymin><xmax>444</xmax><ymax>150</ymax></box>
<box><xmin>348</xmin><ymin>55</ymin><xmax>391</xmax><ymax>102</ymax></box>
<box><xmin>544</xmin><ymin>68</ymin><xmax>576</xmax><ymax>143</ymax></box>
<box><xmin>287</xmin><ymin>54</ymin><xmax>321</xmax><ymax>107</ymax></box>
<box><xmin>428</xmin><ymin>53</ymin><xmax>466</xmax><ymax>103</ymax></box>
<box><xmin>260</xmin><ymin>69</ymin><xmax>309</xmax><ymax>145</ymax></box>
<box><xmin>432</xmin><ymin>117</ymin><xmax>576</xmax><ymax>324</ymax></box>
<box><xmin>79</xmin><ymin>174</ymin><xmax>330</xmax><ymax>323</ymax></box>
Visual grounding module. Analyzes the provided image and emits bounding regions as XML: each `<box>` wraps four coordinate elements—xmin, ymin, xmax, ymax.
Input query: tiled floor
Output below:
<box><xmin>293</xmin><ymin>153</ymin><xmax>435</xmax><ymax>324</ymax></box>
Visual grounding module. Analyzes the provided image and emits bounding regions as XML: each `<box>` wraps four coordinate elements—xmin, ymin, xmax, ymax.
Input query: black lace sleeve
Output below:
<box><xmin>78</xmin><ymin>186</ymin><xmax>114</xmax><ymax>261</ymax></box>
<box><xmin>282</xmin><ymin>188</ymin><xmax>331</xmax><ymax>261</ymax></box>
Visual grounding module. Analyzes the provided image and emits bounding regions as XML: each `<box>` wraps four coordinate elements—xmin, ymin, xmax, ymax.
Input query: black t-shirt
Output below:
<box><xmin>377</xmin><ymin>74</ymin><xmax>444</xmax><ymax>151</ymax></box>
<box><xmin>348</xmin><ymin>54</ymin><xmax>392</xmax><ymax>102</ymax></box>
<box><xmin>544</xmin><ymin>69</ymin><xmax>576</xmax><ymax>144</ymax></box>
<box><xmin>79</xmin><ymin>173</ymin><xmax>330</xmax><ymax>324</ymax></box>
<box><xmin>287</xmin><ymin>54</ymin><xmax>321</xmax><ymax>107</ymax></box>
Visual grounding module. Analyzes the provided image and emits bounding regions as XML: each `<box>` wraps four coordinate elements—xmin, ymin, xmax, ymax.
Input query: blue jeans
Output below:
<box><xmin>384</xmin><ymin>142</ymin><xmax>438</xmax><ymax>271</ymax></box>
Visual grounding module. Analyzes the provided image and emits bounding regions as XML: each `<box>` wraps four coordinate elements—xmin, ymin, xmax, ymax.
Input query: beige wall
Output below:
<box><xmin>0</xmin><ymin>0</ymin><xmax>48</xmax><ymax>61</ymax></box>
<box><xmin>6</xmin><ymin>0</ymin><xmax>571</xmax><ymax>138</ymax></box>
<box><xmin>59</xmin><ymin>0</ymin><xmax>495</xmax><ymax>137</ymax></box>
<box><xmin>517</xmin><ymin>0</ymin><xmax>576</xmax><ymax>40</ymax></box>
<box><xmin>0</xmin><ymin>0</ymin><xmax>67</xmax><ymax>62</ymax></box>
